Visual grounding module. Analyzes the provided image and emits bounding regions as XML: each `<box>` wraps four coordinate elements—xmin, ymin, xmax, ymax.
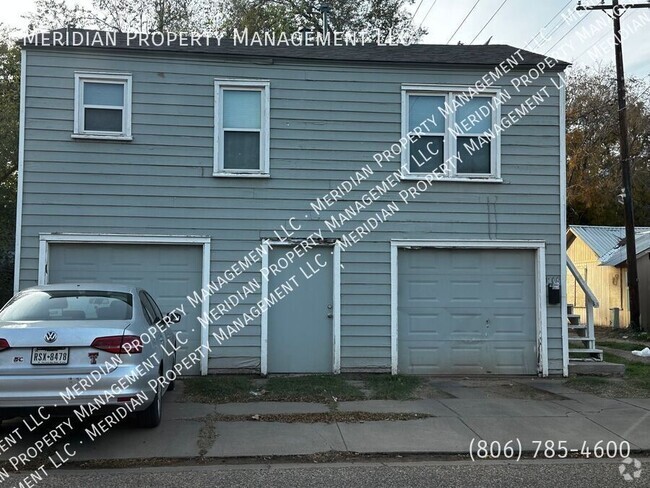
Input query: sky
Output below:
<box><xmin>2</xmin><ymin>0</ymin><xmax>649</xmax><ymax>77</ymax></box>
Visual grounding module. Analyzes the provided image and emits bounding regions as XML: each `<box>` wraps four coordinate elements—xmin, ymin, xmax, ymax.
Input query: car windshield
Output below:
<box><xmin>0</xmin><ymin>290</ymin><xmax>133</xmax><ymax>321</ymax></box>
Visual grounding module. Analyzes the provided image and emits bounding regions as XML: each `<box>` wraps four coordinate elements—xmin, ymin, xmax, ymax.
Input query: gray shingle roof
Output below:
<box><xmin>21</xmin><ymin>28</ymin><xmax>569</xmax><ymax>70</ymax></box>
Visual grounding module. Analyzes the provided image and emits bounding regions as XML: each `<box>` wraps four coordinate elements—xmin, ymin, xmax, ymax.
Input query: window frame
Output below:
<box><xmin>143</xmin><ymin>291</ymin><xmax>164</xmax><ymax>320</ymax></box>
<box><xmin>213</xmin><ymin>79</ymin><xmax>271</xmax><ymax>177</ymax></box>
<box><xmin>139</xmin><ymin>291</ymin><xmax>158</xmax><ymax>325</ymax></box>
<box><xmin>401</xmin><ymin>85</ymin><xmax>502</xmax><ymax>182</ymax></box>
<box><xmin>73</xmin><ymin>72</ymin><xmax>133</xmax><ymax>141</ymax></box>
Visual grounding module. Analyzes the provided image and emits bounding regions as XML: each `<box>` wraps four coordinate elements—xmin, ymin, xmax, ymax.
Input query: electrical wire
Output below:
<box><xmin>572</xmin><ymin>9</ymin><xmax>646</xmax><ymax>63</ymax></box>
<box><xmin>470</xmin><ymin>0</ymin><xmax>510</xmax><ymax>44</ymax></box>
<box><xmin>447</xmin><ymin>0</ymin><xmax>483</xmax><ymax>44</ymax></box>
<box><xmin>571</xmin><ymin>30</ymin><xmax>610</xmax><ymax>62</ymax></box>
<box><xmin>412</xmin><ymin>0</ymin><xmax>425</xmax><ymax>20</ymax></box>
<box><xmin>529</xmin><ymin>14</ymin><xmax>576</xmax><ymax>50</ymax></box>
<box><xmin>417</xmin><ymin>0</ymin><xmax>439</xmax><ymax>31</ymax></box>
<box><xmin>523</xmin><ymin>0</ymin><xmax>574</xmax><ymax>49</ymax></box>
<box><xmin>544</xmin><ymin>10</ymin><xmax>593</xmax><ymax>55</ymax></box>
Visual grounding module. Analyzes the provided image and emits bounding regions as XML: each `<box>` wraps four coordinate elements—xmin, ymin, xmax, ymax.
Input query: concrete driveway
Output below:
<box><xmin>0</xmin><ymin>378</ymin><xmax>649</xmax><ymax>466</ymax></box>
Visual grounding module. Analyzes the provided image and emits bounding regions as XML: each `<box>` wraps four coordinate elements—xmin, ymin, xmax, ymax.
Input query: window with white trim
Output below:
<box><xmin>74</xmin><ymin>73</ymin><xmax>132</xmax><ymax>139</ymax></box>
<box><xmin>214</xmin><ymin>80</ymin><xmax>270</xmax><ymax>176</ymax></box>
<box><xmin>402</xmin><ymin>86</ymin><xmax>501</xmax><ymax>180</ymax></box>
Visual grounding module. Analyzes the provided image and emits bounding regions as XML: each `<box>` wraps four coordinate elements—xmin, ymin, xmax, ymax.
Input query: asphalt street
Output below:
<box><xmin>3</xmin><ymin>458</ymin><xmax>647</xmax><ymax>488</ymax></box>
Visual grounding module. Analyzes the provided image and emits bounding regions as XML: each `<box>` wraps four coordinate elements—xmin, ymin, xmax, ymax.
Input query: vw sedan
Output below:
<box><xmin>0</xmin><ymin>284</ymin><xmax>179</xmax><ymax>428</ymax></box>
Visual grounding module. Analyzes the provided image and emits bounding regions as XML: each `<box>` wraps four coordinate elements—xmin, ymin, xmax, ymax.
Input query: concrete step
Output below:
<box><xmin>569</xmin><ymin>361</ymin><xmax>625</xmax><ymax>376</ymax></box>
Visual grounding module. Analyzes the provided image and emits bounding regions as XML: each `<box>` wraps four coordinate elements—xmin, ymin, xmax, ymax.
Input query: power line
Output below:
<box><xmin>543</xmin><ymin>10</ymin><xmax>592</xmax><ymax>55</ymax></box>
<box><xmin>417</xmin><ymin>0</ymin><xmax>439</xmax><ymax>30</ymax></box>
<box><xmin>637</xmin><ymin>83</ymin><xmax>650</xmax><ymax>100</ymax></box>
<box><xmin>529</xmin><ymin>21</ymin><xmax>568</xmax><ymax>50</ymax></box>
<box><xmin>447</xmin><ymin>0</ymin><xmax>483</xmax><ymax>44</ymax></box>
<box><xmin>531</xmin><ymin>12</ymin><xmax>582</xmax><ymax>51</ymax></box>
<box><xmin>412</xmin><ymin>0</ymin><xmax>425</xmax><ymax>20</ymax></box>
<box><xmin>639</xmin><ymin>83</ymin><xmax>650</xmax><ymax>98</ymax></box>
<box><xmin>470</xmin><ymin>0</ymin><xmax>510</xmax><ymax>44</ymax></box>
<box><xmin>523</xmin><ymin>0</ymin><xmax>574</xmax><ymax>49</ymax></box>
<box><xmin>576</xmin><ymin>0</ymin><xmax>650</xmax><ymax>332</ymax></box>
<box><xmin>571</xmin><ymin>30</ymin><xmax>610</xmax><ymax>61</ymax></box>
<box><xmin>524</xmin><ymin>0</ymin><xmax>575</xmax><ymax>49</ymax></box>
<box><xmin>572</xmin><ymin>8</ymin><xmax>644</xmax><ymax>62</ymax></box>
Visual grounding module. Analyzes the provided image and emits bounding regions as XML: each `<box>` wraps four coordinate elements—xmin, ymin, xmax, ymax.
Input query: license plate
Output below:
<box><xmin>31</xmin><ymin>347</ymin><xmax>69</xmax><ymax>365</ymax></box>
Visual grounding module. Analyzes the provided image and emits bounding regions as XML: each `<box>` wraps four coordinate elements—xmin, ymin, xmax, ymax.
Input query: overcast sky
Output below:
<box><xmin>2</xmin><ymin>0</ymin><xmax>649</xmax><ymax>77</ymax></box>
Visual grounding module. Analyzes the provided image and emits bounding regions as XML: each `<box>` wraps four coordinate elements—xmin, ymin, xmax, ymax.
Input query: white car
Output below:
<box><xmin>0</xmin><ymin>284</ymin><xmax>180</xmax><ymax>428</ymax></box>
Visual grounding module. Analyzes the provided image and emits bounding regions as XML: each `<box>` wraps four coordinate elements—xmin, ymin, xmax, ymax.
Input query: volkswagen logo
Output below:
<box><xmin>44</xmin><ymin>331</ymin><xmax>57</xmax><ymax>343</ymax></box>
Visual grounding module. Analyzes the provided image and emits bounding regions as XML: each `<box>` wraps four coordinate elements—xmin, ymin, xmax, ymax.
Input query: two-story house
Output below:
<box><xmin>14</xmin><ymin>29</ymin><xmax>569</xmax><ymax>376</ymax></box>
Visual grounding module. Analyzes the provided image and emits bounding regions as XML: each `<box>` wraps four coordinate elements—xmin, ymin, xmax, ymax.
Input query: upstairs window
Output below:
<box><xmin>74</xmin><ymin>73</ymin><xmax>132</xmax><ymax>140</ymax></box>
<box><xmin>454</xmin><ymin>97</ymin><xmax>495</xmax><ymax>176</ymax></box>
<box><xmin>407</xmin><ymin>95</ymin><xmax>446</xmax><ymax>173</ymax></box>
<box><xmin>402</xmin><ymin>86</ymin><xmax>501</xmax><ymax>180</ymax></box>
<box><xmin>214</xmin><ymin>80</ymin><xmax>270</xmax><ymax>176</ymax></box>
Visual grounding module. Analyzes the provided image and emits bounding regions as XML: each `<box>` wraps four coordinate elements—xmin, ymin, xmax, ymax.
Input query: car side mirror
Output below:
<box><xmin>166</xmin><ymin>311</ymin><xmax>182</xmax><ymax>324</ymax></box>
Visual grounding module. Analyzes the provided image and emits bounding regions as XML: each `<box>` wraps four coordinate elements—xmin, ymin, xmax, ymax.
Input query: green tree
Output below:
<box><xmin>25</xmin><ymin>0</ymin><xmax>94</xmax><ymax>31</ymax></box>
<box><xmin>219</xmin><ymin>0</ymin><xmax>425</xmax><ymax>38</ymax></box>
<box><xmin>26</xmin><ymin>0</ymin><xmax>220</xmax><ymax>33</ymax></box>
<box><xmin>25</xmin><ymin>0</ymin><xmax>424</xmax><ymax>39</ymax></box>
<box><xmin>0</xmin><ymin>25</ymin><xmax>20</xmax><ymax>304</ymax></box>
<box><xmin>566</xmin><ymin>65</ymin><xmax>650</xmax><ymax>226</ymax></box>
<box><xmin>219</xmin><ymin>0</ymin><xmax>297</xmax><ymax>34</ymax></box>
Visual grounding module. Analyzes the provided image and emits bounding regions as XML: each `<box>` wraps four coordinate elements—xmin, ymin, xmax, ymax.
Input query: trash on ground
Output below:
<box><xmin>631</xmin><ymin>347</ymin><xmax>650</xmax><ymax>357</ymax></box>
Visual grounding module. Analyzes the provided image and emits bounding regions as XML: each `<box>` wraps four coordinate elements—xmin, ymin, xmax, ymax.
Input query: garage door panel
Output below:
<box><xmin>450</xmin><ymin>280</ymin><xmax>482</xmax><ymax>303</ymax></box>
<box><xmin>48</xmin><ymin>243</ymin><xmax>203</xmax><ymax>375</ymax></box>
<box><xmin>111</xmin><ymin>252</ymin><xmax>141</xmax><ymax>266</ymax></box>
<box><xmin>406</xmin><ymin>313</ymin><xmax>443</xmax><ymax>336</ymax></box>
<box><xmin>408</xmin><ymin>346</ymin><xmax>445</xmax><ymax>373</ymax></box>
<box><xmin>448</xmin><ymin>314</ymin><xmax>484</xmax><ymax>336</ymax></box>
<box><xmin>449</xmin><ymin>345</ymin><xmax>486</xmax><ymax>374</ymax></box>
<box><xmin>407</xmin><ymin>281</ymin><xmax>442</xmax><ymax>302</ymax></box>
<box><xmin>398</xmin><ymin>248</ymin><xmax>538</xmax><ymax>375</ymax></box>
<box><xmin>492</xmin><ymin>346</ymin><xmax>537</xmax><ymax>375</ymax></box>
<box><xmin>492</xmin><ymin>313</ymin><xmax>534</xmax><ymax>338</ymax></box>
<box><xmin>492</xmin><ymin>280</ymin><xmax>528</xmax><ymax>300</ymax></box>
<box><xmin>450</xmin><ymin>251</ymin><xmax>481</xmax><ymax>270</ymax></box>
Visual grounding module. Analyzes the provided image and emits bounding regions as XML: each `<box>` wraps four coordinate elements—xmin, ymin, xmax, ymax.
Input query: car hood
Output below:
<box><xmin>0</xmin><ymin>320</ymin><xmax>132</xmax><ymax>347</ymax></box>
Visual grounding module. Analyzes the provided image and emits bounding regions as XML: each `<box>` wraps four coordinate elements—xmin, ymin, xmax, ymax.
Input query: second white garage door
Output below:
<box><xmin>398</xmin><ymin>248</ymin><xmax>538</xmax><ymax>375</ymax></box>
<box><xmin>47</xmin><ymin>243</ymin><xmax>203</xmax><ymax>375</ymax></box>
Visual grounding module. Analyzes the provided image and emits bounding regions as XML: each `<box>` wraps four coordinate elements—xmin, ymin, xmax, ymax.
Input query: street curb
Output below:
<box><xmin>5</xmin><ymin>449</ymin><xmax>650</xmax><ymax>472</ymax></box>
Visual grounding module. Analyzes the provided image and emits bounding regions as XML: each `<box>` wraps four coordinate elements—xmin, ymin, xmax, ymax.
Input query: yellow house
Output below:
<box><xmin>567</xmin><ymin>225</ymin><xmax>650</xmax><ymax>328</ymax></box>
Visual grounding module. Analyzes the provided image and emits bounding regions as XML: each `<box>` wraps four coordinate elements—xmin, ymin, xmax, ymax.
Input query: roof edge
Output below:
<box><xmin>19</xmin><ymin>28</ymin><xmax>571</xmax><ymax>70</ymax></box>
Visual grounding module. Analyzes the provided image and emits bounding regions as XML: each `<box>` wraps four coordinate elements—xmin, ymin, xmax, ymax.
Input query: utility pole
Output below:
<box><xmin>319</xmin><ymin>3</ymin><xmax>332</xmax><ymax>35</ymax></box>
<box><xmin>576</xmin><ymin>0</ymin><xmax>650</xmax><ymax>331</ymax></box>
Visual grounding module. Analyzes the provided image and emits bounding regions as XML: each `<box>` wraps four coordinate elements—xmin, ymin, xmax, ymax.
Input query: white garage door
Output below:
<box><xmin>398</xmin><ymin>248</ymin><xmax>538</xmax><ymax>375</ymax></box>
<box><xmin>48</xmin><ymin>243</ymin><xmax>203</xmax><ymax>375</ymax></box>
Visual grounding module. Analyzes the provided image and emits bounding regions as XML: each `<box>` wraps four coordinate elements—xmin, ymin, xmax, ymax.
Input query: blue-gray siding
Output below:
<box><xmin>19</xmin><ymin>48</ymin><xmax>564</xmax><ymax>373</ymax></box>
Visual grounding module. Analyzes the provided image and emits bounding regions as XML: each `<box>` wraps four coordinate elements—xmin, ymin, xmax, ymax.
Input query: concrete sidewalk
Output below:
<box><xmin>1</xmin><ymin>379</ymin><xmax>649</xmax><ymax>462</ymax></box>
<box><xmin>202</xmin><ymin>392</ymin><xmax>650</xmax><ymax>458</ymax></box>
